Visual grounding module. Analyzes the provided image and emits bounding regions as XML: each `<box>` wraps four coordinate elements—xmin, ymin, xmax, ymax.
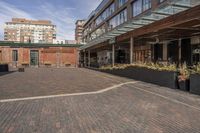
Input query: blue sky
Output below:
<box><xmin>0</xmin><ymin>0</ymin><xmax>101</xmax><ymax>40</ymax></box>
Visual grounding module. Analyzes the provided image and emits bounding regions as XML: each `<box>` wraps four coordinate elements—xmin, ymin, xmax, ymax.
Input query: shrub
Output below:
<box><xmin>178</xmin><ymin>63</ymin><xmax>190</xmax><ymax>81</ymax></box>
<box><xmin>193</xmin><ymin>63</ymin><xmax>200</xmax><ymax>74</ymax></box>
<box><xmin>100</xmin><ymin>62</ymin><xmax>177</xmax><ymax>72</ymax></box>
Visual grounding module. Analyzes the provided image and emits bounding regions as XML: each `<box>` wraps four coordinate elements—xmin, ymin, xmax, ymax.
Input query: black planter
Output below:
<box><xmin>0</xmin><ymin>64</ymin><xmax>9</xmax><ymax>72</ymax></box>
<box><xmin>178</xmin><ymin>79</ymin><xmax>190</xmax><ymax>92</ymax></box>
<box><xmin>190</xmin><ymin>74</ymin><xmax>200</xmax><ymax>95</ymax></box>
<box><xmin>100</xmin><ymin>67</ymin><xmax>177</xmax><ymax>89</ymax></box>
<box><xmin>18</xmin><ymin>67</ymin><xmax>25</xmax><ymax>72</ymax></box>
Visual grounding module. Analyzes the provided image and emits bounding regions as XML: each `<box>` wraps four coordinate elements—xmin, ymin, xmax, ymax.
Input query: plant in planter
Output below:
<box><xmin>178</xmin><ymin>63</ymin><xmax>190</xmax><ymax>91</ymax></box>
<box><xmin>195</xmin><ymin>63</ymin><xmax>200</xmax><ymax>74</ymax></box>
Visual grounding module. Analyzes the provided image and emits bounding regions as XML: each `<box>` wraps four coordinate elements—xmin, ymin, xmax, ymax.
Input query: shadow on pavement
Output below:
<box><xmin>0</xmin><ymin>71</ymin><xmax>16</xmax><ymax>77</ymax></box>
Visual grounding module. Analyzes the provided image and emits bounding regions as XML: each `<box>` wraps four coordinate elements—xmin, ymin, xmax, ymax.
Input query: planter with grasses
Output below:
<box><xmin>100</xmin><ymin>63</ymin><xmax>178</xmax><ymax>89</ymax></box>
<box><xmin>190</xmin><ymin>64</ymin><xmax>200</xmax><ymax>95</ymax></box>
<box><xmin>177</xmin><ymin>64</ymin><xmax>190</xmax><ymax>92</ymax></box>
<box><xmin>0</xmin><ymin>63</ymin><xmax>9</xmax><ymax>72</ymax></box>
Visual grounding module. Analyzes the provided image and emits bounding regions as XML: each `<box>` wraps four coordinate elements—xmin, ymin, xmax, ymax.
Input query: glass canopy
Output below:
<box><xmin>81</xmin><ymin>0</ymin><xmax>200</xmax><ymax>50</ymax></box>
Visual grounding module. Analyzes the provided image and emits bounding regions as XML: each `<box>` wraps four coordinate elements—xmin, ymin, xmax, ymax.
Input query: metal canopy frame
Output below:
<box><xmin>80</xmin><ymin>0</ymin><xmax>200</xmax><ymax>50</ymax></box>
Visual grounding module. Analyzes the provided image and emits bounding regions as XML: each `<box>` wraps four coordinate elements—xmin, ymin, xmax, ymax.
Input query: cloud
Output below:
<box><xmin>0</xmin><ymin>0</ymin><xmax>35</xmax><ymax>40</ymax></box>
<box><xmin>0</xmin><ymin>0</ymin><xmax>102</xmax><ymax>40</ymax></box>
<box><xmin>37</xmin><ymin>2</ymin><xmax>76</xmax><ymax>40</ymax></box>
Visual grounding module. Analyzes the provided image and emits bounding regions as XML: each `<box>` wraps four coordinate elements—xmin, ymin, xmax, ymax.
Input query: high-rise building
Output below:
<box><xmin>4</xmin><ymin>18</ymin><xmax>56</xmax><ymax>43</ymax></box>
<box><xmin>75</xmin><ymin>20</ymin><xmax>85</xmax><ymax>44</ymax></box>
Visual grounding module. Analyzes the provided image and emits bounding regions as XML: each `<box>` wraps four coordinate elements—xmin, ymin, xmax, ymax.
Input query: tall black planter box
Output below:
<box><xmin>100</xmin><ymin>67</ymin><xmax>177</xmax><ymax>89</ymax></box>
<box><xmin>0</xmin><ymin>64</ymin><xmax>9</xmax><ymax>72</ymax></box>
<box><xmin>178</xmin><ymin>80</ymin><xmax>190</xmax><ymax>92</ymax></box>
<box><xmin>190</xmin><ymin>74</ymin><xmax>200</xmax><ymax>95</ymax></box>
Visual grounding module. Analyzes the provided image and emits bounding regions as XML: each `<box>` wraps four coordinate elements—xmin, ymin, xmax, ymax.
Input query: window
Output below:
<box><xmin>159</xmin><ymin>0</ymin><xmax>165</xmax><ymax>3</ymax></box>
<box><xmin>132</xmin><ymin>0</ymin><xmax>151</xmax><ymax>17</ymax></box>
<box><xmin>132</xmin><ymin>0</ymin><xmax>142</xmax><ymax>17</ymax></box>
<box><xmin>118</xmin><ymin>0</ymin><xmax>128</xmax><ymax>8</ymax></box>
<box><xmin>95</xmin><ymin>3</ymin><xmax>115</xmax><ymax>26</ymax></box>
<box><xmin>90</xmin><ymin>24</ymin><xmax>106</xmax><ymax>40</ymax></box>
<box><xmin>118</xmin><ymin>9</ymin><xmax>127</xmax><ymax>25</ymax></box>
<box><xmin>12</xmin><ymin>50</ymin><xmax>18</xmax><ymax>62</ymax></box>
<box><xmin>143</xmin><ymin>0</ymin><xmax>151</xmax><ymax>11</ymax></box>
<box><xmin>108</xmin><ymin>9</ymin><xmax>127</xmax><ymax>30</ymax></box>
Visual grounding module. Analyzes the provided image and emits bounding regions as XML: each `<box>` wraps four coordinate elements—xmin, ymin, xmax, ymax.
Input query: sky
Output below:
<box><xmin>0</xmin><ymin>0</ymin><xmax>101</xmax><ymax>40</ymax></box>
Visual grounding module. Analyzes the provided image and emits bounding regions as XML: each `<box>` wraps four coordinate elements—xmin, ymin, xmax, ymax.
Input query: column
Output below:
<box><xmin>84</xmin><ymin>51</ymin><xmax>86</xmax><ymax>67</ymax></box>
<box><xmin>178</xmin><ymin>38</ymin><xmax>182</xmax><ymax>65</ymax></box>
<box><xmin>163</xmin><ymin>42</ymin><xmax>168</xmax><ymax>61</ymax></box>
<box><xmin>112</xmin><ymin>44</ymin><xmax>115</xmax><ymax>67</ymax></box>
<box><xmin>88</xmin><ymin>50</ymin><xmax>91</xmax><ymax>67</ymax></box>
<box><xmin>130</xmin><ymin>37</ymin><xmax>134</xmax><ymax>64</ymax></box>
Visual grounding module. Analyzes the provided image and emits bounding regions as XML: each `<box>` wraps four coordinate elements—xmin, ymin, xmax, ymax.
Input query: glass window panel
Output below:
<box><xmin>133</xmin><ymin>0</ymin><xmax>142</xmax><ymax>17</ymax></box>
<box><xmin>143</xmin><ymin>0</ymin><xmax>151</xmax><ymax>11</ymax></box>
<box><xmin>108</xmin><ymin>9</ymin><xmax>127</xmax><ymax>30</ymax></box>
<box><xmin>95</xmin><ymin>3</ymin><xmax>115</xmax><ymax>27</ymax></box>
<box><xmin>159</xmin><ymin>0</ymin><xmax>165</xmax><ymax>3</ymax></box>
<box><xmin>118</xmin><ymin>0</ymin><xmax>128</xmax><ymax>7</ymax></box>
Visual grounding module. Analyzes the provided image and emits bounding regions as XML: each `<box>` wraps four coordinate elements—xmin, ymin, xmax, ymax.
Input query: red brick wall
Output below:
<box><xmin>0</xmin><ymin>46</ymin><xmax>79</xmax><ymax>68</ymax></box>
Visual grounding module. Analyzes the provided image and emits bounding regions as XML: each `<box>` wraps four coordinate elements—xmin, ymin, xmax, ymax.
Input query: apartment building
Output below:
<box><xmin>4</xmin><ymin>18</ymin><xmax>56</xmax><ymax>43</ymax></box>
<box><xmin>75</xmin><ymin>20</ymin><xmax>85</xmax><ymax>44</ymax></box>
<box><xmin>80</xmin><ymin>0</ymin><xmax>200</xmax><ymax>67</ymax></box>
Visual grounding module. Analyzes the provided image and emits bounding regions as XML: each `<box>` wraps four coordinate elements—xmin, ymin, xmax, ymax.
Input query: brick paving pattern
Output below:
<box><xmin>0</xmin><ymin>68</ymin><xmax>130</xmax><ymax>100</ymax></box>
<box><xmin>0</xmin><ymin>68</ymin><xmax>200</xmax><ymax>133</ymax></box>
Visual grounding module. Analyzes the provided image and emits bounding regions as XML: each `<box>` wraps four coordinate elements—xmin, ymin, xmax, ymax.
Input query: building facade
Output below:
<box><xmin>4</xmin><ymin>18</ymin><xmax>56</xmax><ymax>44</ymax></box>
<box><xmin>80</xmin><ymin>0</ymin><xmax>200</xmax><ymax>67</ymax></box>
<box><xmin>75</xmin><ymin>20</ymin><xmax>85</xmax><ymax>44</ymax></box>
<box><xmin>0</xmin><ymin>43</ymin><xmax>81</xmax><ymax>68</ymax></box>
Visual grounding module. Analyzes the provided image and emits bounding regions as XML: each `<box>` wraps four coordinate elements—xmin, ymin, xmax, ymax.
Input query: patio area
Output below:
<box><xmin>0</xmin><ymin>68</ymin><xmax>200</xmax><ymax>133</ymax></box>
<box><xmin>0</xmin><ymin>68</ymin><xmax>130</xmax><ymax>100</ymax></box>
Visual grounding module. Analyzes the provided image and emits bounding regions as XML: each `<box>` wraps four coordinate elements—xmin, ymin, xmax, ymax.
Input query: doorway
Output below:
<box><xmin>153</xmin><ymin>43</ymin><xmax>163</xmax><ymax>62</ymax></box>
<box><xmin>30</xmin><ymin>50</ymin><xmax>39</xmax><ymax>67</ymax></box>
<box><xmin>167</xmin><ymin>41</ymin><xmax>179</xmax><ymax>64</ymax></box>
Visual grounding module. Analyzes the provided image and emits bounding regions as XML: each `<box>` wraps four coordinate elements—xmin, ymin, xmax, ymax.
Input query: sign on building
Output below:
<box><xmin>193</xmin><ymin>49</ymin><xmax>200</xmax><ymax>54</ymax></box>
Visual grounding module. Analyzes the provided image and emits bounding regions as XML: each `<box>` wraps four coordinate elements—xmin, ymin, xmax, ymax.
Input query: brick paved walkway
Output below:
<box><xmin>0</xmin><ymin>68</ymin><xmax>130</xmax><ymax>100</ymax></box>
<box><xmin>0</xmin><ymin>68</ymin><xmax>200</xmax><ymax>133</ymax></box>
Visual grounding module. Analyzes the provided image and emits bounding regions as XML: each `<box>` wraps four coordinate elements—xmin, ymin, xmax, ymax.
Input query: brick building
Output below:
<box><xmin>4</xmin><ymin>18</ymin><xmax>56</xmax><ymax>43</ymax></box>
<box><xmin>0</xmin><ymin>42</ymin><xmax>81</xmax><ymax>68</ymax></box>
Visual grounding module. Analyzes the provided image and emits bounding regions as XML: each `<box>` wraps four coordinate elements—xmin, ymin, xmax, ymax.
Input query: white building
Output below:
<box><xmin>4</xmin><ymin>18</ymin><xmax>56</xmax><ymax>43</ymax></box>
<box><xmin>53</xmin><ymin>39</ymin><xmax>66</xmax><ymax>44</ymax></box>
<box><xmin>53</xmin><ymin>39</ymin><xmax>77</xmax><ymax>44</ymax></box>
